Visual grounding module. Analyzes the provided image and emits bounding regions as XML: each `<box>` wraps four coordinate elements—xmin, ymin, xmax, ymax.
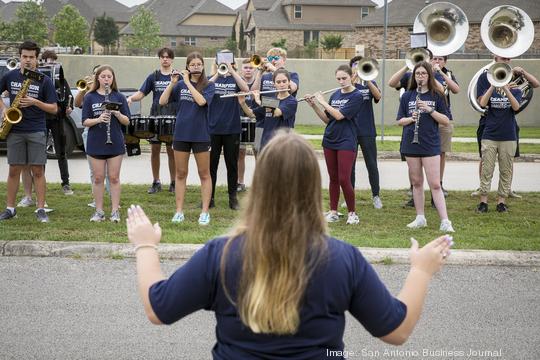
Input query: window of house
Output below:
<box><xmin>303</xmin><ymin>30</ymin><xmax>319</xmax><ymax>46</ymax></box>
<box><xmin>185</xmin><ymin>37</ymin><xmax>196</xmax><ymax>46</ymax></box>
<box><xmin>170</xmin><ymin>37</ymin><xmax>177</xmax><ymax>47</ymax></box>
<box><xmin>360</xmin><ymin>7</ymin><xmax>370</xmax><ymax>19</ymax></box>
<box><xmin>294</xmin><ymin>5</ymin><xmax>302</xmax><ymax>19</ymax></box>
<box><xmin>210</xmin><ymin>37</ymin><xmax>219</xmax><ymax>41</ymax></box>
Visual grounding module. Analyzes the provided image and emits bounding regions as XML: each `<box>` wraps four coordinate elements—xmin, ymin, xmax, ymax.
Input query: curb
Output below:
<box><xmin>2</xmin><ymin>241</ymin><xmax>539</xmax><ymax>267</ymax></box>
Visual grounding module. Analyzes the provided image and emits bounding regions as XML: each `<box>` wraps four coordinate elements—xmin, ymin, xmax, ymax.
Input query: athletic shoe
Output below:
<box><xmin>442</xmin><ymin>187</ymin><xmax>448</xmax><ymax>198</ymax></box>
<box><xmin>440</xmin><ymin>219</ymin><xmax>455</xmax><ymax>232</ymax></box>
<box><xmin>171</xmin><ymin>212</ymin><xmax>184</xmax><ymax>223</ymax></box>
<box><xmin>407</xmin><ymin>186</ymin><xmax>413</xmax><ymax>197</ymax></box>
<box><xmin>476</xmin><ymin>202</ymin><xmax>488</xmax><ymax>213</ymax></box>
<box><xmin>237</xmin><ymin>183</ymin><xmax>246</xmax><ymax>192</ymax></box>
<box><xmin>0</xmin><ymin>208</ymin><xmax>16</xmax><ymax>220</ymax></box>
<box><xmin>90</xmin><ymin>210</ymin><xmax>105</xmax><ymax>222</ymax></box>
<box><xmin>373</xmin><ymin>196</ymin><xmax>383</xmax><ymax>209</ymax></box>
<box><xmin>340</xmin><ymin>201</ymin><xmax>347</xmax><ymax>209</ymax></box>
<box><xmin>471</xmin><ymin>188</ymin><xmax>480</xmax><ymax>197</ymax></box>
<box><xmin>407</xmin><ymin>216</ymin><xmax>427</xmax><ymax>229</ymax></box>
<box><xmin>229</xmin><ymin>196</ymin><xmax>239</xmax><ymax>210</ymax></box>
<box><xmin>198</xmin><ymin>212</ymin><xmax>210</xmax><ymax>225</ymax></box>
<box><xmin>346</xmin><ymin>212</ymin><xmax>360</xmax><ymax>225</ymax></box>
<box><xmin>36</xmin><ymin>209</ymin><xmax>49</xmax><ymax>223</ymax></box>
<box><xmin>147</xmin><ymin>181</ymin><xmax>162</xmax><ymax>194</ymax></box>
<box><xmin>403</xmin><ymin>198</ymin><xmax>415</xmax><ymax>208</ymax></box>
<box><xmin>325</xmin><ymin>212</ymin><xmax>339</xmax><ymax>223</ymax></box>
<box><xmin>496</xmin><ymin>203</ymin><xmax>508</xmax><ymax>213</ymax></box>
<box><xmin>431</xmin><ymin>197</ymin><xmax>436</xmax><ymax>208</ymax></box>
<box><xmin>17</xmin><ymin>196</ymin><xmax>35</xmax><ymax>207</ymax></box>
<box><xmin>169</xmin><ymin>182</ymin><xmax>175</xmax><ymax>193</ymax></box>
<box><xmin>88</xmin><ymin>200</ymin><xmax>96</xmax><ymax>208</ymax></box>
<box><xmin>110</xmin><ymin>210</ymin><xmax>121</xmax><ymax>223</ymax></box>
<box><xmin>508</xmin><ymin>191</ymin><xmax>522</xmax><ymax>199</ymax></box>
<box><xmin>62</xmin><ymin>184</ymin><xmax>74</xmax><ymax>195</ymax></box>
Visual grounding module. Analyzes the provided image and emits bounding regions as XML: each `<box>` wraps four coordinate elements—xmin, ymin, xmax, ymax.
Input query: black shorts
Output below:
<box><xmin>476</xmin><ymin>122</ymin><xmax>486</xmax><ymax>158</ymax></box>
<box><xmin>90</xmin><ymin>154</ymin><xmax>120</xmax><ymax>160</ymax></box>
<box><xmin>515</xmin><ymin>125</ymin><xmax>520</xmax><ymax>158</ymax></box>
<box><xmin>173</xmin><ymin>141</ymin><xmax>211</xmax><ymax>153</ymax></box>
<box><xmin>149</xmin><ymin>138</ymin><xmax>173</xmax><ymax>146</ymax></box>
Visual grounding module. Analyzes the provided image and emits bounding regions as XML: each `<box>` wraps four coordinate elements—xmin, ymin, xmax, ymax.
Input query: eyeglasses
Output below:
<box><xmin>267</xmin><ymin>55</ymin><xmax>281</xmax><ymax>62</ymax></box>
<box><xmin>415</xmin><ymin>72</ymin><xmax>429</xmax><ymax>76</ymax></box>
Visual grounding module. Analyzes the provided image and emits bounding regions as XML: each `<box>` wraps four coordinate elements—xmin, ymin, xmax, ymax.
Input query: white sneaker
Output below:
<box><xmin>110</xmin><ymin>210</ymin><xmax>121</xmax><ymax>223</ymax></box>
<box><xmin>340</xmin><ymin>201</ymin><xmax>347</xmax><ymax>209</ymax></box>
<box><xmin>372</xmin><ymin>196</ymin><xmax>383</xmax><ymax>209</ymax></box>
<box><xmin>325</xmin><ymin>212</ymin><xmax>339</xmax><ymax>223</ymax></box>
<box><xmin>198</xmin><ymin>212</ymin><xmax>210</xmax><ymax>225</ymax></box>
<box><xmin>17</xmin><ymin>196</ymin><xmax>35</xmax><ymax>207</ymax></box>
<box><xmin>346</xmin><ymin>212</ymin><xmax>360</xmax><ymax>225</ymax></box>
<box><xmin>171</xmin><ymin>212</ymin><xmax>185</xmax><ymax>223</ymax></box>
<box><xmin>90</xmin><ymin>210</ymin><xmax>105</xmax><ymax>222</ymax></box>
<box><xmin>470</xmin><ymin>188</ymin><xmax>480</xmax><ymax>197</ymax></box>
<box><xmin>88</xmin><ymin>200</ymin><xmax>96</xmax><ymax>208</ymax></box>
<box><xmin>508</xmin><ymin>191</ymin><xmax>522</xmax><ymax>199</ymax></box>
<box><xmin>440</xmin><ymin>219</ymin><xmax>455</xmax><ymax>233</ymax></box>
<box><xmin>407</xmin><ymin>216</ymin><xmax>427</xmax><ymax>229</ymax></box>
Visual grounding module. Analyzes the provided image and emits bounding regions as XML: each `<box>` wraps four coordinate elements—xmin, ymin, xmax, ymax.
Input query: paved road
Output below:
<box><xmin>2</xmin><ymin>153</ymin><xmax>539</xmax><ymax>191</ymax></box>
<box><xmin>1</xmin><ymin>257</ymin><xmax>539</xmax><ymax>359</ymax></box>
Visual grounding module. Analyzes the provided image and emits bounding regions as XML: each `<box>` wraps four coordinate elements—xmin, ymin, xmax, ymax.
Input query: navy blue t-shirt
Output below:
<box><xmin>253</xmin><ymin>95</ymin><xmax>297</xmax><ymax>149</ymax></box>
<box><xmin>256</xmin><ymin>71</ymin><xmax>300</xmax><ymax>128</ymax></box>
<box><xmin>397</xmin><ymin>90</ymin><xmax>450</xmax><ymax>156</ymax></box>
<box><xmin>0</xmin><ymin>69</ymin><xmax>57</xmax><ymax>133</ymax></box>
<box><xmin>480</xmin><ymin>87</ymin><xmax>522</xmax><ymax>141</ymax></box>
<box><xmin>140</xmin><ymin>71</ymin><xmax>172</xmax><ymax>109</ymax></box>
<box><xmin>208</xmin><ymin>75</ymin><xmax>241</xmax><ymax>135</ymax></box>
<box><xmin>82</xmin><ymin>91</ymin><xmax>130</xmax><ymax>156</ymax></box>
<box><xmin>353</xmin><ymin>82</ymin><xmax>379</xmax><ymax>137</ymax></box>
<box><xmin>168</xmin><ymin>80</ymin><xmax>215</xmax><ymax>142</ymax></box>
<box><xmin>149</xmin><ymin>236</ymin><xmax>406</xmax><ymax>360</ymax></box>
<box><xmin>322</xmin><ymin>89</ymin><xmax>363</xmax><ymax>151</ymax></box>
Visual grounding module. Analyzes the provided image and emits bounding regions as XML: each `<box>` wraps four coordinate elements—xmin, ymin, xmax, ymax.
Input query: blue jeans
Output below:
<box><xmin>351</xmin><ymin>136</ymin><xmax>380</xmax><ymax>197</ymax></box>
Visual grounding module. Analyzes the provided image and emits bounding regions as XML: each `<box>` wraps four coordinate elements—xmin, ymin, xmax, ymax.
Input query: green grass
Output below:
<box><xmin>294</xmin><ymin>124</ymin><xmax>540</xmax><ymax>139</ymax></box>
<box><xmin>1</xmin><ymin>183</ymin><xmax>538</xmax><ymax>251</ymax></box>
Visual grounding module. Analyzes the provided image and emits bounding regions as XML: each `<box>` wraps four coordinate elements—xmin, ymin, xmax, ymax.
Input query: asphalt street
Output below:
<box><xmin>1</xmin><ymin>256</ymin><xmax>539</xmax><ymax>359</ymax></box>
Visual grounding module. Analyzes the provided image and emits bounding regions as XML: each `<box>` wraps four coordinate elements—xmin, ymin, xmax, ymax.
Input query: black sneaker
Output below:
<box><xmin>431</xmin><ymin>197</ymin><xmax>436</xmax><ymax>208</ymax></box>
<box><xmin>477</xmin><ymin>202</ymin><xmax>488</xmax><ymax>213</ymax></box>
<box><xmin>169</xmin><ymin>182</ymin><xmax>175</xmax><ymax>193</ymax></box>
<box><xmin>147</xmin><ymin>181</ymin><xmax>162</xmax><ymax>194</ymax></box>
<box><xmin>0</xmin><ymin>208</ymin><xmax>16</xmax><ymax>220</ymax></box>
<box><xmin>496</xmin><ymin>203</ymin><xmax>508</xmax><ymax>213</ymax></box>
<box><xmin>36</xmin><ymin>208</ymin><xmax>49</xmax><ymax>223</ymax></box>
<box><xmin>403</xmin><ymin>198</ymin><xmax>415</xmax><ymax>208</ymax></box>
<box><xmin>237</xmin><ymin>183</ymin><xmax>246</xmax><ymax>192</ymax></box>
<box><xmin>209</xmin><ymin>198</ymin><xmax>215</xmax><ymax>208</ymax></box>
<box><xmin>229</xmin><ymin>196</ymin><xmax>239</xmax><ymax>210</ymax></box>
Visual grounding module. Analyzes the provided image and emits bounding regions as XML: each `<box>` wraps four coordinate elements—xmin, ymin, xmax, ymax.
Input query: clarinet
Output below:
<box><xmin>412</xmin><ymin>80</ymin><xmax>421</xmax><ymax>144</ymax></box>
<box><xmin>104</xmin><ymin>84</ymin><xmax>113</xmax><ymax>145</ymax></box>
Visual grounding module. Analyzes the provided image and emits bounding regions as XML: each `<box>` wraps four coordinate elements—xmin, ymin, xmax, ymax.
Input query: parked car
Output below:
<box><xmin>43</xmin><ymin>44</ymin><xmax>83</xmax><ymax>55</ymax></box>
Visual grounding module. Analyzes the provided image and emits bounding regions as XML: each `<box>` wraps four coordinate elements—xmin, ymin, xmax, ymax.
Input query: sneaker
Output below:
<box><xmin>496</xmin><ymin>203</ymin><xmax>508</xmax><ymax>213</ymax></box>
<box><xmin>431</xmin><ymin>197</ymin><xmax>436</xmax><ymax>208</ymax></box>
<box><xmin>229</xmin><ymin>196</ymin><xmax>239</xmax><ymax>210</ymax></box>
<box><xmin>373</xmin><ymin>196</ymin><xmax>383</xmax><ymax>209</ymax></box>
<box><xmin>476</xmin><ymin>202</ymin><xmax>488</xmax><ymax>213</ymax></box>
<box><xmin>346</xmin><ymin>212</ymin><xmax>360</xmax><ymax>225</ymax></box>
<box><xmin>169</xmin><ymin>182</ymin><xmax>175</xmax><ymax>193</ymax></box>
<box><xmin>407</xmin><ymin>216</ymin><xmax>427</xmax><ymax>229</ymax></box>
<box><xmin>88</xmin><ymin>200</ymin><xmax>96</xmax><ymax>208</ymax></box>
<box><xmin>110</xmin><ymin>210</ymin><xmax>121</xmax><ymax>223</ymax></box>
<box><xmin>147</xmin><ymin>181</ymin><xmax>162</xmax><ymax>194</ymax></box>
<box><xmin>198</xmin><ymin>212</ymin><xmax>210</xmax><ymax>225</ymax></box>
<box><xmin>403</xmin><ymin>198</ymin><xmax>415</xmax><ymax>208</ymax></box>
<box><xmin>171</xmin><ymin>212</ymin><xmax>184</xmax><ymax>223</ymax></box>
<box><xmin>62</xmin><ymin>184</ymin><xmax>74</xmax><ymax>195</ymax></box>
<box><xmin>325</xmin><ymin>212</ymin><xmax>339</xmax><ymax>223</ymax></box>
<box><xmin>36</xmin><ymin>208</ymin><xmax>49</xmax><ymax>223</ymax></box>
<box><xmin>17</xmin><ymin>196</ymin><xmax>35</xmax><ymax>207</ymax></box>
<box><xmin>508</xmin><ymin>191</ymin><xmax>522</xmax><ymax>199</ymax></box>
<box><xmin>442</xmin><ymin>187</ymin><xmax>448</xmax><ymax>198</ymax></box>
<box><xmin>407</xmin><ymin>186</ymin><xmax>413</xmax><ymax>197</ymax></box>
<box><xmin>440</xmin><ymin>219</ymin><xmax>455</xmax><ymax>232</ymax></box>
<box><xmin>90</xmin><ymin>210</ymin><xmax>105</xmax><ymax>222</ymax></box>
<box><xmin>237</xmin><ymin>183</ymin><xmax>246</xmax><ymax>192</ymax></box>
<box><xmin>0</xmin><ymin>208</ymin><xmax>16</xmax><ymax>220</ymax></box>
<box><xmin>340</xmin><ymin>201</ymin><xmax>347</xmax><ymax>209</ymax></box>
<box><xmin>471</xmin><ymin>188</ymin><xmax>480</xmax><ymax>197</ymax></box>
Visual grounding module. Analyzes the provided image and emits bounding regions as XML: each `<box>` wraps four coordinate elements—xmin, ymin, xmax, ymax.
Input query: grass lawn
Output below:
<box><xmin>1</xmin><ymin>183</ymin><xmax>538</xmax><ymax>251</ymax></box>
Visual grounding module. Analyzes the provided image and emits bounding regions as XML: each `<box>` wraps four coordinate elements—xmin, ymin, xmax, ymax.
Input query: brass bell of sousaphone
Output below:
<box><xmin>413</xmin><ymin>1</ymin><xmax>469</xmax><ymax>56</ymax></box>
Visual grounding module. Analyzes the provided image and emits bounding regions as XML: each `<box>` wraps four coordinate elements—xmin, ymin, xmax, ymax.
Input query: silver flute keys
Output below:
<box><xmin>104</xmin><ymin>84</ymin><xmax>113</xmax><ymax>145</ymax></box>
<box><xmin>412</xmin><ymin>81</ymin><xmax>421</xmax><ymax>144</ymax></box>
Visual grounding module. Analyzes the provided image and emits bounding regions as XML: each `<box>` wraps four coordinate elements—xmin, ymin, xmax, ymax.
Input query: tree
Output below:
<box><xmin>271</xmin><ymin>38</ymin><xmax>287</xmax><ymax>50</ymax></box>
<box><xmin>125</xmin><ymin>6</ymin><xmax>162</xmax><ymax>55</ymax></box>
<box><xmin>94</xmin><ymin>13</ymin><xmax>119</xmax><ymax>55</ymax></box>
<box><xmin>238</xmin><ymin>19</ymin><xmax>246</xmax><ymax>54</ymax></box>
<box><xmin>12</xmin><ymin>0</ymin><xmax>49</xmax><ymax>45</ymax></box>
<box><xmin>0</xmin><ymin>21</ymin><xmax>17</xmax><ymax>42</ymax></box>
<box><xmin>52</xmin><ymin>5</ymin><xmax>90</xmax><ymax>50</ymax></box>
<box><xmin>320</xmin><ymin>34</ymin><xmax>343</xmax><ymax>59</ymax></box>
<box><xmin>305</xmin><ymin>40</ymin><xmax>318</xmax><ymax>59</ymax></box>
<box><xmin>224</xmin><ymin>38</ymin><xmax>237</xmax><ymax>53</ymax></box>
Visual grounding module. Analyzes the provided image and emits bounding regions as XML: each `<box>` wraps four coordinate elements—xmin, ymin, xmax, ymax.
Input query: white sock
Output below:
<box><xmin>7</xmin><ymin>207</ymin><xmax>15</xmax><ymax>214</ymax></box>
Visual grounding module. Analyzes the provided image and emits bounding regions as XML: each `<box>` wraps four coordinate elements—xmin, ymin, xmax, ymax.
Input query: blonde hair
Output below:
<box><xmin>267</xmin><ymin>47</ymin><xmax>287</xmax><ymax>57</ymax></box>
<box><xmin>221</xmin><ymin>131</ymin><xmax>328</xmax><ymax>335</ymax></box>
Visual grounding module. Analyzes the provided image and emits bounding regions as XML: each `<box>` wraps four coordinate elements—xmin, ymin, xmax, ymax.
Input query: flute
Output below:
<box><xmin>297</xmin><ymin>86</ymin><xmax>346</xmax><ymax>102</ymax></box>
<box><xmin>220</xmin><ymin>88</ymin><xmax>291</xmax><ymax>98</ymax></box>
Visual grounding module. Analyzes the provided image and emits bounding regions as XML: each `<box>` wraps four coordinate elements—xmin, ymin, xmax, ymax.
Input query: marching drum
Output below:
<box><xmin>156</xmin><ymin>115</ymin><xmax>176</xmax><ymax>143</ymax></box>
<box><xmin>132</xmin><ymin>115</ymin><xmax>155</xmax><ymax>139</ymax></box>
<box><xmin>240</xmin><ymin>116</ymin><xmax>256</xmax><ymax>145</ymax></box>
<box><xmin>124</xmin><ymin>117</ymin><xmax>139</xmax><ymax>145</ymax></box>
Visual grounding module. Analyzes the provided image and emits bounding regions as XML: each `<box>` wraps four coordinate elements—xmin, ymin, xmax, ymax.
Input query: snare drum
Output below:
<box><xmin>156</xmin><ymin>115</ymin><xmax>176</xmax><ymax>143</ymax></box>
<box><xmin>132</xmin><ymin>115</ymin><xmax>155</xmax><ymax>139</ymax></box>
<box><xmin>124</xmin><ymin>116</ymin><xmax>139</xmax><ymax>145</ymax></box>
<box><xmin>240</xmin><ymin>116</ymin><xmax>256</xmax><ymax>145</ymax></box>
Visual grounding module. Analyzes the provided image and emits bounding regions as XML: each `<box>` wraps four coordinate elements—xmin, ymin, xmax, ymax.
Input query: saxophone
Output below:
<box><xmin>0</xmin><ymin>78</ymin><xmax>31</xmax><ymax>140</ymax></box>
<box><xmin>412</xmin><ymin>80</ymin><xmax>422</xmax><ymax>144</ymax></box>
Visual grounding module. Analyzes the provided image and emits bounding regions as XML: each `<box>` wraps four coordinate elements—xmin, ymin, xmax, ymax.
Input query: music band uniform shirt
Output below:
<box><xmin>208</xmin><ymin>76</ymin><xmax>241</xmax><ymax>135</ymax></box>
<box><xmin>323</xmin><ymin>89</ymin><xmax>363</xmax><ymax>151</ymax></box>
<box><xmin>253</xmin><ymin>95</ymin><xmax>297</xmax><ymax>149</ymax></box>
<box><xmin>353</xmin><ymin>81</ymin><xmax>379</xmax><ymax>137</ymax></box>
<box><xmin>256</xmin><ymin>71</ymin><xmax>300</xmax><ymax>129</ymax></box>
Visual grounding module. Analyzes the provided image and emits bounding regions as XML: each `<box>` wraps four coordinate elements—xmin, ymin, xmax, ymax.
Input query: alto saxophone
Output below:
<box><xmin>0</xmin><ymin>78</ymin><xmax>32</xmax><ymax>140</ymax></box>
<box><xmin>412</xmin><ymin>80</ymin><xmax>422</xmax><ymax>144</ymax></box>
<box><xmin>104</xmin><ymin>84</ymin><xmax>113</xmax><ymax>145</ymax></box>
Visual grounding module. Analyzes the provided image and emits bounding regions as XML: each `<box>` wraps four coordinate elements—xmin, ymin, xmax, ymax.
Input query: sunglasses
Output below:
<box><xmin>267</xmin><ymin>55</ymin><xmax>281</xmax><ymax>62</ymax></box>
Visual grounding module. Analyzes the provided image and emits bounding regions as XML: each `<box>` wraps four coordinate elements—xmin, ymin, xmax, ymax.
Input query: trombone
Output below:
<box><xmin>356</xmin><ymin>57</ymin><xmax>379</xmax><ymax>81</ymax></box>
<box><xmin>217</xmin><ymin>63</ymin><xmax>229</xmax><ymax>76</ymax></box>
<box><xmin>405</xmin><ymin>48</ymin><xmax>431</xmax><ymax>70</ymax></box>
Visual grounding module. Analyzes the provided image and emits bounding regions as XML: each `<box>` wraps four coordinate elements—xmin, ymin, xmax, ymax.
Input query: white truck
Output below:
<box><xmin>43</xmin><ymin>44</ymin><xmax>84</xmax><ymax>54</ymax></box>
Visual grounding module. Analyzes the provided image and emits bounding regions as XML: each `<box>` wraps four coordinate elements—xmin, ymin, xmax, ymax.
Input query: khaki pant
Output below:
<box><xmin>479</xmin><ymin>139</ymin><xmax>517</xmax><ymax>198</ymax></box>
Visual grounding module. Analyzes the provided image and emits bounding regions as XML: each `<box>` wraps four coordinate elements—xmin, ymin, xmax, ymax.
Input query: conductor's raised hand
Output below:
<box><xmin>126</xmin><ymin>205</ymin><xmax>162</xmax><ymax>246</ymax></box>
<box><xmin>409</xmin><ymin>235</ymin><xmax>453</xmax><ymax>277</ymax></box>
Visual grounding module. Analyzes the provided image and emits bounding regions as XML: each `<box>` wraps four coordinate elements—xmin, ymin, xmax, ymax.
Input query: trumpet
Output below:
<box><xmin>76</xmin><ymin>76</ymin><xmax>93</xmax><ymax>92</ymax></box>
<box><xmin>217</xmin><ymin>63</ymin><xmax>229</xmax><ymax>76</ymax></box>
<box><xmin>405</xmin><ymin>48</ymin><xmax>430</xmax><ymax>70</ymax></box>
<box><xmin>298</xmin><ymin>86</ymin><xmax>347</xmax><ymax>102</ymax></box>
<box><xmin>6</xmin><ymin>57</ymin><xmax>19</xmax><ymax>70</ymax></box>
<box><xmin>250</xmin><ymin>54</ymin><xmax>263</xmax><ymax>67</ymax></box>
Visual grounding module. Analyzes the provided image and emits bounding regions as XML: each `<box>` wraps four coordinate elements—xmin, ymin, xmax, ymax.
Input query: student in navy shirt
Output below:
<box><xmin>397</xmin><ymin>62</ymin><xmax>454</xmax><ymax>233</ymax></box>
<box><xmin>208</xmin><ymin>50</ymin><xmax>249</xmax><ymax>210</ymax></box>
<box><xmin>82</xmin><ymin>65</ymin><xmax>131</xmax><ymax>223</ymax></box>
<box><xmin>247</xmin><ymin>69</ymin><xmax>297</xmax><ymax>150</ymax></box>
<box><xmin>159</xmin><ymin>52</ymin><xmax>215</xmax><ymax>226</ymax></box>
<box><xmin>0</xmin><ymin>40</ymin><xmax>58</xmax><ymax>223</ymax></box>
<box><xmin>349</xmin><ymin>56</ymin><xmax>383</xmax><ymax>210</ymax></box>
<box><xmin>475</xmin><ymin>62</ymin><xmax>523</xmax><ymax>213</ymax></box>
<box><xmin>305</xmin><ymin>65</ymin><xmax>362</xmax><ymax>225</ymax></box>
<box><xmin>127</xmin><ymin>131</ymin><xmax>454</xmax><ymax>360</ymax></box>
<box><xmin>128</xmin><ymin>47</ymin><xmax>177</xmax><ymax>195</ymax></box>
